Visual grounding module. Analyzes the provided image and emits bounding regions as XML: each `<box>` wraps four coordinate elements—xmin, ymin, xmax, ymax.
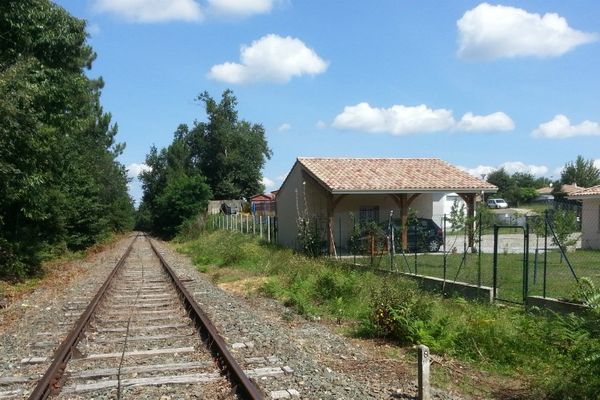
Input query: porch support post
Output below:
<box><xmin>327</xmin><ymin>195</ymin><xmax>334</xmax><ymax>256</ymax></box>
<box><xmin>327</xmin><ymin>194</ymin><xmax>346</xmax><ymax>256</ymax></box>
<box><xmin>459</xmin><ymin>193</ymin><xmax>477</xmax><ymax>250</ymax></box>
<box><xmin>391</xmin><ymin>193</ymin><xmax>421</xmax><ymax>251</ymax></box>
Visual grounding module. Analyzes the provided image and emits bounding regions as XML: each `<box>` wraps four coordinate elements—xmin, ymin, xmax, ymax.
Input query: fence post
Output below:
<box><xmin>259</xmin><ymin>216</ymin><xmax>263</xmax><ymax>239</ymax></box>
<box><xmin>253</xmin><ymin>215</ymin><xmax>256</xmax><ymax>235</ymax></box>
<box><xmin>417</xmin><ymin>345</ymin><xmax>431</xmax><ymax>400</ymax></box>
<box><xmin>543</xmin><ymin>210</ymin><xmax>548</xmax><ymax>298</ymax></box>
<box><xmin>267</xmin><ymin>216</ymin><xmax>271</xmax><ymax>243</ymax></box>
<box><xmin>477</xmin><ymin>212</ymin><xmax>482</xmax><ymax>288</ymax></box>
<box><xmin>523</xmin><ymin>221</ymin><xmax>530</xmax><ymax>304</ymax></box>
<box><xmin>443</xmin><ymin>215</ymin><xmax>447</xmax><ymax>282</ymax></box>
<box><xmin>246</xmin><ymin>214</ymin><xmax>249</xmax><ymax>234</ymax></box>
<box><xmin>493</xmin><ymin>225</ymin><xmax>499</xmax><ymax>300</ymax></box>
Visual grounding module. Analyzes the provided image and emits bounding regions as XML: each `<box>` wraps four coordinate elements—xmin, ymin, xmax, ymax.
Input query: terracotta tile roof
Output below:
<box><xmin>569</xmin><ymin>185</ymin><xmax>600</xmax><ymax>198</ymax></box>
<box><xmin>536</xmin><ymin>187</ymin><xmax>553</xmax><ymax>195</ymax></box>
<box><xmin>297</xmin><ymin>157</ymin><xmax>497</xmax><ymax>193</ymax></box>
<box><xmin>561</xmin><ymin>184</ymin><xmax>586</xmax><ymax>195</ymax></box>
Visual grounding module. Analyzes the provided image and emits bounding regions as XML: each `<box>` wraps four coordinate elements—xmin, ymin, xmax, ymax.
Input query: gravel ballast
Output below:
<box><xmin>0</xmin><ymin>235</ymin><xmax>462</xmax><ymax>399</ymax></box>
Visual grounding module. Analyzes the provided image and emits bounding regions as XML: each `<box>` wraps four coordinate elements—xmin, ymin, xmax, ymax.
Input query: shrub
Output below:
<box><xmin>369</xmin><ymin>282</ymin><xmax>434</xmax><ymax>345</ymax></box>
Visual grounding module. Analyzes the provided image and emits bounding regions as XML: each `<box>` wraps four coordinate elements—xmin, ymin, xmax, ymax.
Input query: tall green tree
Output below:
<box><xmin>0</xmin><ymin>0</ymin><xmax>134</xmax><ymax>278</ymax></box>
<box><xmin>561</xmin><ymin>155</ymin><xmax>600</xmax><ymax>188</ymax></box>
<box><xmin>187</xmin><ymin>90</ymin><xmax>272</xmax><ymax>199</ymax></box>
<box><xmin>138</xmin><ymin>89</ymin><xmax>270</xmax><ymax>237</ymax></box>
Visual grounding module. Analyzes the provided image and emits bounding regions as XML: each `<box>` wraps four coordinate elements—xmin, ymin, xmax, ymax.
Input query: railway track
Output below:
<box><xmin>3</xmin><ymin>234</ymin><xmax>267</xmax><ymax>399</ymax></box>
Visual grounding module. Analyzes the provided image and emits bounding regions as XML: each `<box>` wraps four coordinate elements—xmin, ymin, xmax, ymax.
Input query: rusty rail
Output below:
<box><xmin>28</xmin><ymin>235</ymin><xmax>138</xmax><ymax>400</ymax></box>
<box><xmin>147</xmin><ymin>237</ymin><xmax>264</xmax><ymax>400</ymax></box>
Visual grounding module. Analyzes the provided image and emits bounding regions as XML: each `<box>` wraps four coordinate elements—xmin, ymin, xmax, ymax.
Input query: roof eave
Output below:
<box><xmin>330</xmin><ymin>188</ymin><xmax>498</xmax><ymax>195</ymax></box>
<box><xmin>568</xmin><ymin>194</ymin><xmax>600</xmax><ymax>200</ymax></box>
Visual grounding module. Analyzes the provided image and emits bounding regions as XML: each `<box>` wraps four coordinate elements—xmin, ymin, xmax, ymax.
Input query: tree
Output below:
<box><xmin>154</xmin><ymin>175</ymin><xmax>211</xmax><ymax>238</ymax></box>
<box><xmin>139</xmin><ymin>89</ymin><xmax>270</xmax><ymax>237</ymax></box>
<box><xmin>561</xmin><ymin>155</ymin><xmax>600</xmax><ymax>188</ymax></box>
<box><xmin>188</xmin><ymin>90</ymin><xmax>272</xmax><ymax>199</ymax></box>
<box><xmin>0</xmin><ymin>1</ymin><xmax>134</xmax><ymax>278</ymax></box>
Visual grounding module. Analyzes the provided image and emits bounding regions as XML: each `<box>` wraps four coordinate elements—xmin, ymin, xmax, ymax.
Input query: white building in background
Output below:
<box><xmin>569</xmin><ymin>186</ymin><xmax>600</xmax><ymax>249</ymax></box>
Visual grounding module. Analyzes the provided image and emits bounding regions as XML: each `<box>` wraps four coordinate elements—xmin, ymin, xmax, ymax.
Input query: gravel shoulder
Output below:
<box><xmin>153</xmin><ymin>239</ymin><xmax>464</xmax><ymax>400</ymax></box>
<box><xmin>0</xmin><ymin>235</ymin><xmax>519</xmax><ymax>399</ymax></box>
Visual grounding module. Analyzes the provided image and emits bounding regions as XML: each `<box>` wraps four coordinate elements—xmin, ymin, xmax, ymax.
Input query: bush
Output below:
<box><xmin>369</xmin><ymin>282</ymin><xmax>434</xmax><ymax>345</ymax></box>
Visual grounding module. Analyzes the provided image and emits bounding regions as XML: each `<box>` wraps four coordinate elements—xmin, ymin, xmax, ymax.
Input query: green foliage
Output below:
<box><xmin>0</xmin><ymin>0</ymin><xmax>134</xmax><ymax>278</ymax></box>
<box><xmin>154</xmin><ymin>175</ymin><xmax>211</xmax><ymax>238</ymax></box>
<box><xmin>561</xmin><ymin>155</ymin><xmax>600</xmax><ymax>188</ymax></box>
<box><xmin>181</xmin><ymin>230</ymin><xmax>600</xmax><ymax>398</ymax></box>
<box><xmin>549</xmin><ymin>209</ymin><xmax>579</xmax><ymax>249</ymax></box>
<box><xmin>369</xmin><ymin>282</ymin><xmax>435</xmax><ymax>345</ymax></box>
<box><xmin>448</xmin><ymin>199</ymin><xmax>466</xmax><ymax>232</ymax></box>
<box><xmin>347</xmin><ymin>216</ymin><xmax>362</xmax><ymax>256</ymax></box>
<box><xmin>188</xmin><ymin>90</ymin><xmax>272</xmax><ymax>200</ymax></box>
<box><xmin>296</xmin><ymin>217</ymin><xmax>324</xmax><ymax>257</ymax></box>
<box><xmin>139</xmin><ymin>89</ymin><xmax>270</xmax><ymax>237</ymax></box>
<box><xmin>486</xmin><ymin>168</ymin><xmax>540</xmax><ymax>206</ymax></box>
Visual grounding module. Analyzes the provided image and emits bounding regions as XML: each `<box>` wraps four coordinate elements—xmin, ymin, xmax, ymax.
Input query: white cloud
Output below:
<box><xmin>332</xmin><ymin>102</ymin><xmax>513</xmax><ymax>135</ymax></box>
<box><xmin>316</xmin><ymin>120</ymin><xmax>327</xmax><ymax>130</ymax></box>
<box><xmin>532</xmin><ymin>114</ymin><xmax>600</xmax><ymax>139</ymax></box>
<box><xmin>277</xmin><ymin>123</ymin><xmax>291</xmax><ymax>132</ymax></box>
<box><xmin>261</xmin><ymin>176</ymin><xmax>275</xmax><ymax>188</ymax></box>
<box><xmin>501</xmin><ymin>161</ymin><xmax>549</xmax><ymax>176</ymax></box>
<box><xmin>207</xmin><ymin>0</ymin><xmax>275</xmax><ymax>17</ymax></box>
<box><xmin>456</xmin><ymin>112</ymin><xmax>514</xmax><ymax>132</ymax></box>
<box><xmin>457</xmin><ymin>3</ymin><xmax>598</xmax><ymax>60</ymax></box>
<box><xmin>460</xmin><ymin>162</ymin><xmax>549</xmax><ymax>178</ymax></box>
<box><xmin>126</xmin><ymin>163</ymin><xmax>152</xmax><ymax>179</ymax></box>
<box><xmin>93</xmin><ymin>0</ymin><xmax>202</xmax><ymax>23</ymax></box>
<box><xmin>208</xmin><ymin>34</ymin><xmax>328</xmax><ymax>84</ymax></box>
<box><xmin>332</xmin><ymin>103</ymin><xmax>454</xmax><ymax>135</ymax></box>
<box><xmin>87</xmin><ymin>23</ymin><xmax>101</xmax><ymax>36</ymax></box>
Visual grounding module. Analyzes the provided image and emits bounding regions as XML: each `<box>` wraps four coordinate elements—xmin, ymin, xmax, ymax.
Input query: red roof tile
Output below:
<box><xmin>569</xmin><ymin>185</ymin><xmax>600</xmax><ymax>198</ymax></box>
<box><xmin>297</xmin><ymin>157</ymin><xmax>496</xmax><ymax>193</ymax></box>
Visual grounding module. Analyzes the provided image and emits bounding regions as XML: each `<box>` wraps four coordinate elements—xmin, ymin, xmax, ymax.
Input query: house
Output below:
<box><xmin>250</xmin><ymin>191</ymin><xmax>277</xmax><ymax>216</ymax></box>
<box><xmin>276</xmin><ymin>157</ymin><xmax>497</xmax><ymax>254</ymax></box>
<box><xmin>207</xmin><ymin>199</ymin><xmax>244</xmax><ymax>215</ymax></box>
<box><xmin>534</xmin><ymin>186</ymin><xmax>554</xmax><ymax>202</ymax></box>
<box><xmin>569</xmin><ymin>185</ymin><xmax>600</xmax><ymax>249</ymax></box>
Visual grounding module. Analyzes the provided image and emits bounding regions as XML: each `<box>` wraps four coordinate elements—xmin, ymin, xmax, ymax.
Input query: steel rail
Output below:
<box><xmin>147</xmin><ymin>237</ymin><xmax>264</xmax><ymax>400</ymax></box>
<box><xmin>28</xmin><ymin>234</ymin><xmax>138</xmax><ymax>400</ymax></box>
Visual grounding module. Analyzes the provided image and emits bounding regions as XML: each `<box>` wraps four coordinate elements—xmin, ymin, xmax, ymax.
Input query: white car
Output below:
<box><xmin>487</xmin><ymin>198</ymin><xmax>508</xmax><ymax>209</ymax></box>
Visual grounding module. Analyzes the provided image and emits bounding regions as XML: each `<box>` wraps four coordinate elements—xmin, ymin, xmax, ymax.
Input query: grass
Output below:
<box><xmin>0</xmin><ymin>233</ymin><xmax>122</xmax><ymax>303</ymax></box>
<box><xmin>178</xmin><ymin>229</ymin><xmax>600</xmax><ymax>399</ymax></box>
<box><xmin>350</xmin><ymin>249</ymin><xmax>600</xmax><ymax>303</ymax></box>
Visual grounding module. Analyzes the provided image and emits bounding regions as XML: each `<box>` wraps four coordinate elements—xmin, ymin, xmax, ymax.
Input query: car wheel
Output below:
<box><xmin>428</xmin><ymin>239</ymin><xmax>441</xmax><ymax>252</ymax></box>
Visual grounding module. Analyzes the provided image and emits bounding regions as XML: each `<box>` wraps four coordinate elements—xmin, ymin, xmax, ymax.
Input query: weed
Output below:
<box><xmin>178</xmin><ymin>230</ymin><xmax>600</xmax><ymax>398</ymax></box>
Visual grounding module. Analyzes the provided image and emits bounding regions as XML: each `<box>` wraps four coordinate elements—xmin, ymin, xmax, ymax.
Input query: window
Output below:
<box><xmin>359</xmin><ymin>206</ymin><xmax>379</xmax><ymax>226</ymax></box>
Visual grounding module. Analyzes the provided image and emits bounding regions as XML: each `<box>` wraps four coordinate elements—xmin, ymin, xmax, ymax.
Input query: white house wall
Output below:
<box><xmin>581</xmin><ymin>198</ymin><xmax>600</xmax><ymax>249</ymax></box>
<box><xmin>276</xmin><ymin>162</ymin><xmax>329</xmax><ymax>249</ymax></box>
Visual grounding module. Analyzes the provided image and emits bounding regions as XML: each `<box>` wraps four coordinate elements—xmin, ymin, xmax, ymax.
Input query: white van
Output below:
<box><xmin>487</xmin><ymin>198</ymin><xmax>508</xmax><ymax>209</ymax></box>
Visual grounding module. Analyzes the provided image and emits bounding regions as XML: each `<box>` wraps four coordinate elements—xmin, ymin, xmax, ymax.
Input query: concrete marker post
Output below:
<box><xmin>417</xmin><ymin>345</ymin><xmax>431</xmax><ymax>400</ymax></box>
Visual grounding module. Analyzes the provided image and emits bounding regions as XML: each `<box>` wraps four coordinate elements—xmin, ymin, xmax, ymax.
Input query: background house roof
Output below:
<box><xmin>561</xmin><ymin>184</ymin><xmax>586</xmax><ymax>195</ymax></box>
<box><xmin>297</xmin><ymin>157</ymin><xmax>497</xmax><ymax>193</ymax></box>
<box><xmin>569</xmin><ymin>185</ymin><xmax>600</xmax><ymax>198</ymax></box>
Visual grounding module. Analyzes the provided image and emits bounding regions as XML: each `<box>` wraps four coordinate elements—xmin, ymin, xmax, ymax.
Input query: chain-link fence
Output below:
<box><xmin>212</xmin><ymin>204</ymin><xmax>598</xmax><ymax>305</ymax></box>
<box><xmin>526</xmin><ymin>209</ymin><xmax>599</xmax><ymax>304</ymax></box>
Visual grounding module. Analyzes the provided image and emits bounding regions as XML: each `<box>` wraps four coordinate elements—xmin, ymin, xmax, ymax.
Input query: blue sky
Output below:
<box><xmin>54</xmin><ymin>0</ymin><xmax>600</xmax><ymax>204</ymax></box>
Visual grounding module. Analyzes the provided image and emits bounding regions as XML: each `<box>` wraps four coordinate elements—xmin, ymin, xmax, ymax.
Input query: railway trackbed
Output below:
<box><xmin>1</xmin><ymin>234</ymin><xmax>287</xmax><ymax>399</ymax></box>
